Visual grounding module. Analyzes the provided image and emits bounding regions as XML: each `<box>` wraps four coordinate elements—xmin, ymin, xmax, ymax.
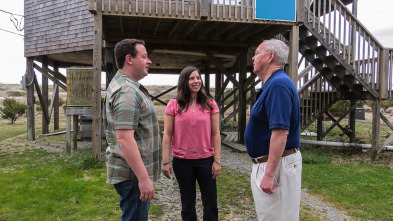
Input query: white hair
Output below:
<box><xmin>262</xmin><ymin>39</ymin><xmax>289</xmax><ymax>66</ymax></box>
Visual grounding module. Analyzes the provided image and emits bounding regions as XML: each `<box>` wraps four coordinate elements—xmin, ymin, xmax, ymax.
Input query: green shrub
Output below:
<box><xmin>7</xmin><ymin>91</ymin><xmax>26</xmax><ymax>97</ymax></box>
<box><xmin>329</xmin><ymin>100</ymin><xmax>347</xmax><ymax>116</ymax></box>
<box><xmin>381</xmin><ymin>100</ymin><xmax>393</xmax><ymax>109</ymax></box>
<box><xmin>0</xmin><ymin>98</ymin><xmax>27</xmax><ymax>124</ymax></box>
<box><xmin>79</xmin><ymin>154</ymin><xmax>105</xmax><ymax>170</ymax></box>
<box><xmin>36</xmin><ymin>98</ymin><xmax>65</xmax><ymax>111</ymax></box>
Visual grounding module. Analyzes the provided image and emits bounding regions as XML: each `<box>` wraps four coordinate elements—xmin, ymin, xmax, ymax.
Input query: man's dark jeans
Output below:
<box><xmin>173</xmin><ymin>156</ymin><xmax>218</xmax><ymax>221</ymax></box>
<box><xmin>114</xmin><ymin>180</ymin><xmax>150</xmax><ymax>221</ymax></box>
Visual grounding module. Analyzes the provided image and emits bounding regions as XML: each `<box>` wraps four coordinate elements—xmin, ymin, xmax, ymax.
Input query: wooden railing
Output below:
<box><xmin>388</xmin><ymin>49</ymin><xmax>393</xmax><ymax>98</ymax></box>
<box><xmin>298</xmin><ymin>64</ymin><xmax>339</xmax><ymax>129</ymax></box>
<box><xmin>88</xmin><ymin>0</ymin><xmax>258</xmax><ymax>22</ymax></box>
<box><xmin>305</xmin><ymin>0</ymin><xmax>391</xmax><ymax>99</ymax></box>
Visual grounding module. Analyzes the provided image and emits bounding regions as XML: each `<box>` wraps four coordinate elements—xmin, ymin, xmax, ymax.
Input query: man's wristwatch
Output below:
<box><xmin>214</xmin><ymin>160</ymin><xmax>221</xmax><ymax>164</ymax></box>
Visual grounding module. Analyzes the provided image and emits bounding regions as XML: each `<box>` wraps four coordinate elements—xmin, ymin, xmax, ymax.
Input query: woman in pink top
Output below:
<box><xmin>162</xmin><ymin>66</ymin><xmax>221</xmax><ymax>221</ymax></box>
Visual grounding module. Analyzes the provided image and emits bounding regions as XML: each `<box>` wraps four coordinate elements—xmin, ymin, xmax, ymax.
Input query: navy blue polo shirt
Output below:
<box><xmin>245</xmin><ymin>69</ymin><xmax>300</xmax><ymax>158</ymax></box>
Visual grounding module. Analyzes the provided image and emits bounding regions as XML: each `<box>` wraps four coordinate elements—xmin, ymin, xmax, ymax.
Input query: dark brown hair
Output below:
<box><xmin>114</xmin><ymin>39</ymin><xmax>145</xmax><ymax>69</ymax></box>
<box><xmin>176</xmin><ymin>66</ymin><xmax>214</xmax><ymax>114</ymax></box>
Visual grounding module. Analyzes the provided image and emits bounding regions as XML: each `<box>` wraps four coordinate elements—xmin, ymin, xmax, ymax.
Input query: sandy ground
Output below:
<box><xmin>3</xmin><ymin>83</ymin><xmax>393</xmax><ymax>122</ymax></box>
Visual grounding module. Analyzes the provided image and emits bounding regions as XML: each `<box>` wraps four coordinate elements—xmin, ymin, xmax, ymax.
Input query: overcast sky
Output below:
<box><xmin>0</xmin><ymin>0</ymin><xmax>392</xmax><ymax>85</ymax></box>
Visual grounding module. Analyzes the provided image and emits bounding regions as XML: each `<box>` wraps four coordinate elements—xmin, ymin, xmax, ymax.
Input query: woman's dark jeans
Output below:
<box><xmin>172</xmin><ymin>156</ymin><xmax>218</xmax><ymax>221</ymax></box>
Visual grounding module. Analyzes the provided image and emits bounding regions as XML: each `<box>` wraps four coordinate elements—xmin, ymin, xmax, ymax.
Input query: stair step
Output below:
<box><xmin>311</xmin><ymin>58</ymin><xmax>324</xmax><ymax>70</ymax></box>
<box><xmin>320</xmin><ymin>67</ymin><xmax>333</xmax><ymax>77</ymax></box>
<box><xmin>334</xmin><ymin>65</ymin><xmax>347</xmax><ymax>76</ymax></box>
<box><xmin>299</xmin><ymin>42</ymin><xmax>310</xmax><ymax>54</ymax></box>
<box><xmin>304</xmin><ymin>49</ymin><xmax>316</xmax><ymax>61</ymax></box>
<box><xmin>299</xmin><ymin>25</ymin><xmax>309</xmax><ymax>36</ymax></box>
<box><xmin>339</xmin><ymin>84</ymin><xmax>350</xmax><ymax>93</ymax></box>
<box><xmin>343</xmin><ymin>75</ymin><xmax>355</xmax><ymax>86</ymax></box>
<box><xmin>323</xmin><ymin>55</ymin><xmax>338</xmax><ymax>69</ymax></box>
<box><xmin>303</xmin><ymin>36</ymin><xmax>318</xmax><ymax>50</ymax></box>
<box><xmin>316</xmin><ymin>46</ymin><xmax>328</xmax><ymax>59</ymax></box>
<box><xmin>331</xmin><ymin>75</ymin><xmax>343</xmax><ymax>85</ymax></box>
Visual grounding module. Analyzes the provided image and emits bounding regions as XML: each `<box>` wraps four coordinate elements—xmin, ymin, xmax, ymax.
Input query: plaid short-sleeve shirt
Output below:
<box><xmin>103</xmin><ymin>71</ymin><xmax>162</xmax><ymax>184</ymax></box>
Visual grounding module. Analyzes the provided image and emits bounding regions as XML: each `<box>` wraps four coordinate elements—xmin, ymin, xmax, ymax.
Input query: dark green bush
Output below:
<box><xmin>329</xmin><ymin>100</ymin><xmax>347</xmax><ymax>116</ymax></box>
<box><xmin>381</xmin><ymin>100</ymin><xmax>393</xmax><ymax>109</ymax></box>
<box><xmin>36</xmin><ymin>98</ymin><xmax>65</xmax><ymax>111</ymax></box>
<box><xmin>7</xmin><ymin>91</ymin><xmax>26</xmax><ymax>97</ymax></box>
<box><xmin>0</xmin><ymin>98</ymin><xmax>27</xmax><ymax>124</ymax></box>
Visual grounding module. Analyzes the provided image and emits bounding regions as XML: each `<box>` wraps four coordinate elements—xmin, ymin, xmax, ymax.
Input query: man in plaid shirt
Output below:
<box><xmin>103</xmin><ymin>39</ymin><xmax>162</xmax><ymax>221</ymax></box>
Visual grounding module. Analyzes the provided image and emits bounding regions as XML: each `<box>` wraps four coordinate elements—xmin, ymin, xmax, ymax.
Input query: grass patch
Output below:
<box><xmin>301</xmin><ymin>144</ymin><xmax>332</xmax><ymax>164</ymax></box>
<box><xmin>217</xmin><ymin>167</ymin><xmax>255</xmax><ymax>217</ymax></box>
<box><xmin>0</xmin><ymin>118</ymin><xmax>28</xmax><ymax>142</ymax></box>
<box><xmin>303</xmin><ymin>163</ymin><xmax>393</xmax><ymax>221</ymax></box>
<box><xmin>0</xmin><ymin>146</ymin><xmax>121</xmax><ymax>220</ymax></box>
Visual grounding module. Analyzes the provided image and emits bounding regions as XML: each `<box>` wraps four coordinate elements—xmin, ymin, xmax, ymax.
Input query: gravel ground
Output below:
<box><xmin>153</xmin><ymin>146</ymin><xmax>352</xmax><ymax>221</ymax></box>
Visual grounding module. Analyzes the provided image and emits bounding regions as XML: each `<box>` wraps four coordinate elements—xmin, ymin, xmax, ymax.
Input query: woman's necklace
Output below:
<box><xmin>190</xmin><ymin>100</ymin><xmax>197</xmax><ymax>113</ymax></box>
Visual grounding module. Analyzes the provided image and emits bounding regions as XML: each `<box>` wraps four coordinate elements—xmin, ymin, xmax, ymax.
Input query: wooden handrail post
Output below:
<box><xmin>88</xmin><ymin>0</ymin><xmax>98</xmax><ymax>14</ymax></box>
<box><xmin>200</xmin><ymin>0</ymin><xmax>208</xmax><ymax>19</ymax></box>
<box><xmin>379</xmin><ymin>48</ymin><xmax>389</xmax><ymax>99</ymax></box>
<box><xmin>296</xmin><ymin>0</ymin><xmax>307</xmax><ymax>23</ymax></box>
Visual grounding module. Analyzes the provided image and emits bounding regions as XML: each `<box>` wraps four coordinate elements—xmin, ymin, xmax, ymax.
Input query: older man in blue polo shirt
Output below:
<box><xmin>245</xmin><ymin>39</ymin><xmax>302</xmax><ymax>221</ymax></box>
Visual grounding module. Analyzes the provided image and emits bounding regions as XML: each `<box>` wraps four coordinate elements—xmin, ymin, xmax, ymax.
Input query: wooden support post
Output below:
<box><xmin>73</xmin><ymin>115</ymin><xmax>78</xmax><ymax>151</ymax></box>
<box><xmin>42</xmin><ymin>57</ymin><xmax>49</xmax><ymax>134</ymax></box>
<box><xmin>379</xmin><ymin>49</ymin><xmax>389</xmax><ymax>99</ymax></box>
<box><xmin>53</xmin><ymin>64</ymin><xmax>59</xmax><ymax>130</ymax></box>
<box><xmin>66</xmin><ymin>114</ymin><xmax>71</xmax><ymax>154</ymax></box>
<box><xmin>317</xmin><ymin>115</ymin><xmax>323</xmax><ymax>141</ymax></box>
<box><xmin>238</xmin><ymin>48</ymin><xmax>247</xmax><ymax>144</ymax></box>
<box><xmin>26</xmin><ymin>58</ymin><xmax>35</xmax><ymax>141</ymax></box>
<box><xmin>288</xmin><ymin>25</ymin><xmax>299</xmax><ymax>86</ymax></box>
<box><xmin>104</xmin><ymin>47</ymin><xmax>115</xmax><ymax>86</ymax></box>
<box><xmin>204</xmin><ymin>72</ymin><xmax>210</xmax><ymax>97</ymax></box>
<box><xmin>233</xmin><ymin>82</ymin><xmax>237</xmax><ymax>122</ymax></box>
<box><xmin>92</xmin><ymin>12</ymin><xmax>103</xmax><ymax>158</ymax></box>
<box><xmin>215</xmin><ymin>68</ymin><xmax>222</xmax><ymax>107</ymax></box>
<box><xmin>371</xmin><ymin>99</ymin><xmax>380</xmax><ymax>160</ymax></box>
<box><xmin>349</xmin><ymin>100</ymin><xmax>356</xmax><ymax>143</ymax></box>
<box><xmin>250</xmin><ymin>84</ymin><xmax>256</xmax><ymax>109</ymax></box>
<box><xmin>202</xmin><ymin>62</ymin><xmax>210</xmax><ymax>97</ymax></box>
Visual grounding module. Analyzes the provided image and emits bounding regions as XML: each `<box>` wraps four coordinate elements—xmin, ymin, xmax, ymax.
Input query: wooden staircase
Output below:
<box><xmin>289</xmin><ymin>0</ymin><xmax>392</xmax><ymax>130</ymax></box>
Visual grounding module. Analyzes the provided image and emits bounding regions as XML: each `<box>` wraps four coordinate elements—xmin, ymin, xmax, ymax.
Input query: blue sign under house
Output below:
<box><xmin>255</xmin><ymin>0</ymin><xmax>296</xmax><ymax>22</ymax></box>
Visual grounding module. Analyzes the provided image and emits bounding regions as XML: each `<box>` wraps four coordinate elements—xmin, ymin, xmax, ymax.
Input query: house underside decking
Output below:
<box><xmin>33</xmin><ymin>0</ymin><xmax>297</xmax><ymax>72</ymax></box>
<box><xmin>36</xmin><ymin>20</ymin><xmax>293</xmax><ymax>73</ymax></box>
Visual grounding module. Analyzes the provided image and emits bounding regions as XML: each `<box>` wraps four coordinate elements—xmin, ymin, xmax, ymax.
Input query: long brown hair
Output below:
<box><xmin>176</xmin><ymin>66</ymin><xmax>213</xmax><ymax>114</ymax></box>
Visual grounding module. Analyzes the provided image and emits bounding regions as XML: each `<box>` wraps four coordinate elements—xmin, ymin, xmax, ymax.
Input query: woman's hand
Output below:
<box><xmin>212</xmin><ymin>161</ymin><xmax>221</xmax><ymax>179</ymax></box>
<box><xmin>162</xmin><ymin>163</ymin><xmax>173</xmax><ymax>179</ymax></box>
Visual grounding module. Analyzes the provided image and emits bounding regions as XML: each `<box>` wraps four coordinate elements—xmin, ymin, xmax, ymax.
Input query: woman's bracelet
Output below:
<box><xmin>162</xmin><ymin>161</ymin><xmax>171</xmax><ymax>165</ymax></box>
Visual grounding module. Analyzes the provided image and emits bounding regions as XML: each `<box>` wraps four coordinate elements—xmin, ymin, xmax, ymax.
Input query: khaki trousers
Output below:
<box><xmin>251</xmin><ymin>150</ymin><xmax>302</xmax><ymax>221</ymax></box>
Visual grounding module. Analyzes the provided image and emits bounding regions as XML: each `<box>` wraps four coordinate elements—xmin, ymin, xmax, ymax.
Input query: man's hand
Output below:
<box><xmin>260</xmin><ymin>176</ymin><xmax>275</xmax><ymax>194</ymax></box>
<box><xmin>138</xmin><ymin>177</ymin><xmax>155</xmax><ymax>201</ymax></box>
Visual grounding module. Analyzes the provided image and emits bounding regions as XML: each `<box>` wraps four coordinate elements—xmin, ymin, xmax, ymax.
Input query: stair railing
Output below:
<box><xmin>388</xmin><ymin>49</ymin><xmax>393</xmax><ymax>98</ymax></box>
<box><xmin>305</xmin><ymin>0</ymin><xmax>388</xmax><ymax>98</ymax></box>
<box><xmin>298</xmin><ymin>62</ymin><xmax>340</xmax><ymax>129</ymax></box>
